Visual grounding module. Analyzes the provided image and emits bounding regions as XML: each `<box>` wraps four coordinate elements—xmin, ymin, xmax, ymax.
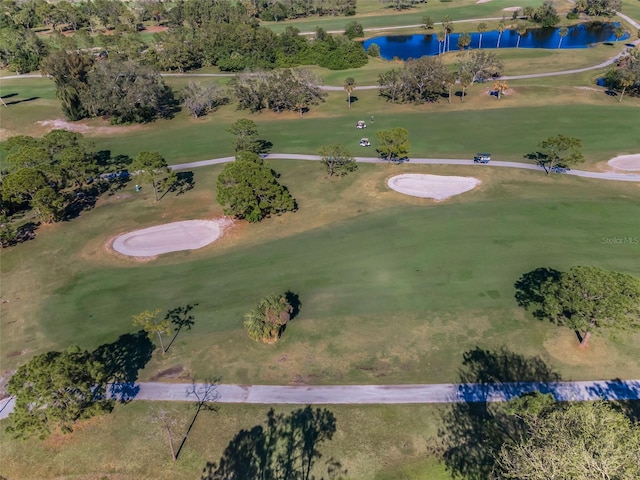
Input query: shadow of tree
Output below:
<box><xmin>92</xmin><ymin>331</ymin><xmax>154</xmax><ymax>402</ymax></box>
<box><xmin>164</xmin><ymin>303</ymin><xmax>198</xmax><ymax>353</ymax></box>
<box><xmin>201</xmin><ymin>406</ymin><xmax>345</xmax><ymax>480</ymax></box>
<box><xmin>285</xmin><ymin>290</ymin><xmax>302</xmax><ymax>321</ymax></box>
<box><xmin>168</xmin><ymin>171</ymin><xmax>196</xmax><ymax>196</ymax></box>
<box><xmin>586</xmin><ymin>379</ymin><xmax>640</xmax><ymax>422</ymax></box>
<box><xmin>514</xmin><ymin>267</ymin><xmax>562</xmax><ymax>319</ymax></box>
<box><xmin>440</xmin><ymin>346</ymin><xmax>562</xmax><ymax>480</ymax></box>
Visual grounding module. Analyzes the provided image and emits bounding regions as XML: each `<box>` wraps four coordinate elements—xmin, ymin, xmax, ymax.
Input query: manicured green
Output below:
<box><xmin>2</xmin><ymin>162</ymin><xmax>639</xmax><ymax>387</ymax></box>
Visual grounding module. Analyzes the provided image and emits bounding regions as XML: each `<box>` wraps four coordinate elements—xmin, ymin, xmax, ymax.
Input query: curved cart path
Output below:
<box><xmin>2</xmin><ymin>379</ymin><xmax>639</xmax><ymax>419</ymax></box>
<box><xmin>170</xmin><ymin>154</ymin><xmax>640</xmax><ymax>182</ymax></box>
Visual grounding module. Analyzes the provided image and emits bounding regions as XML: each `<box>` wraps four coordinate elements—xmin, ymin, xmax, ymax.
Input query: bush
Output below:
<box><xmin>567</xmin><ymin>11</ymin><xmax>579</xmax><ymax>19</ymax></box>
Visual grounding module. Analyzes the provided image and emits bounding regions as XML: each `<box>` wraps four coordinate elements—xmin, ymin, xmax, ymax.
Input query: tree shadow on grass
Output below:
<box><xmin>92</xmin><ymin>331</ymin><xmax>154</xmax><ymax>402</ymax></box>
<box><xmin>201</xmin><ymin>406</ymin><xmax>346</xmax><ymax>480</ymax></box>
<box><xmin>513</xmin><ymin>267</ymin><xmax>562</xmax><ymax>319</ymax></box>
<box><xmin>440</xmin><ymin>346</ymin><xmax>562</xmax><ymax>480</ymax></box>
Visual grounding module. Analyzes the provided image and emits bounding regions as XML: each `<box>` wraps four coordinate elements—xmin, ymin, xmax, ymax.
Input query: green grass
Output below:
<box><xmin>2</xmin><ymin>161</ymin><xmax>640</xmax><ymax>386</ymax></box>
<box><xmin>0</xmin><ymin>401</ymin><xmax>451</xmax><ymax>480</ymax></box>
<box><xmin>263</xmin><ymin>0</ymin><xmax>544</xmax><ymax>33</ymax></box>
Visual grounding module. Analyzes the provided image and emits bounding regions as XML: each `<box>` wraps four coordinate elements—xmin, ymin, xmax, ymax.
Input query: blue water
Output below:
<box><xmin>363</xmin><ymin>23</ymin><xmax>630</xmax><ymax>61</ymax></box>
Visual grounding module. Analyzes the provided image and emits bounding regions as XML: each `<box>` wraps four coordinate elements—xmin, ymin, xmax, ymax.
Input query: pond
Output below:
<box><xmin>362</xmin><ymin>23</ymin><xmax>630</xmax><ymax>61</ymax></box>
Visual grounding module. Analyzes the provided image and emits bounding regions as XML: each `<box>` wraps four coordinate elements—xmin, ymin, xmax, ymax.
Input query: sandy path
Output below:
<box><xmin>608</xmin><ymin>154</ymin><xmax>640</xmax><ymax>171</ymax></box>
<box><xmin>388</xmin><ymin>174</ymin><xmax>481</xmax><ymax>201</ymax></box>
<box><xmin>112</xmin><ymin>218</ymin><xmax>231</xmax><ymax>257</ymax></box>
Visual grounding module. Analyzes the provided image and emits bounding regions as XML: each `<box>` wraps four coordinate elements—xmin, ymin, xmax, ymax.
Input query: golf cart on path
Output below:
<box><xmin>474</xmin><ymin>153</ymin><xmax>491</xmax><ymax>164</ymax></box>
<box><xmin>360</xmin><ymin>138</ymin><xmax>371</xmax><ymax>147</ymax></box>
<box><xmin>356</xmin><ymin>120</ymin><xmax>367</xmax><ymax>129</ymax></box>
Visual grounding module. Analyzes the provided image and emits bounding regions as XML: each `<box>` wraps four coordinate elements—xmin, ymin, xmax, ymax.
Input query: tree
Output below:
<box><xmin>497</xmin><ymin>22</ymin><xmax>506</xmax><ymax>48</ymax></box>
<box><xmin>82</xmin><ymin>59</ymin><xmax>176</xmax><ymax>124</ymax></box>
<box><xmin>516</xmin><ymin>266</ymin><xmax>640</xmax><ymax>347</ymax></box>
<box><xmin>244</xmin><ymin>293</ymin><xmax>294</xmax><ymax>343</ymax></box>
<box><xmin>495</xmin><ymin>398</ymin><xmax>640</xmax><ymax>479</ymax></box>
<box><xmin>132</xmin><ymin>309</ymin><xmax>171</xmax><ymax>353</ymax></box>
<box><xmin>343</xmin><ymin>21</ymin><xmax>363</xmax><ymax>40</ymax></box>
<box><xmin>477</xmin><ymin>22</ymin><xmax>487</xmax><ymax>49</ymax></box>
<box><xmin>216</xmin><ymin>151</ymin><xmax>296</xmax><ymax>222</ymax></box>
<box><xmin>557</xmin><ymin>26</ymin><xmax>568</xmax><ymax>48</ymax></box>
<box><xmin>181</xmin><ymin>81</ymin><xmax>227</xmax><ymax>119</ymax></box>
<box><xmin>343</xmin><ymin>77</ymin><xmax>356</xmax><ymax>108</ymax></box>
<box><xmin>515</xmin><ymin>23</ymin><xmax>528</xmax><ymax>48</ymax></box>
<box><xmin>534</xmin><ymin>0</ymin><xmax>560</xmax><ymax>27</ymax></box>
<box><xmin>457</xmin><ymin>33</ymin><xmax>472</xmax><ymax>50</ymax></box>
<box><xmin>227</xmin><ymin>118</ymin><xmax>261</xmax><ymax>153</ymax></box>
<box><xmin>318</xmin><ymin>144</ymin><xmax>358</xmax><ymax>177</ymax></box>
<box><xmin>6</xmin><ymin>346</ymin><xmax>112</xmax><ymax>439</ymax></box>
<box><xmin>535</xmin><ymin>134</ymin><xmax>584</xmax><ymax>173</ymax></box>
<box><xmin>437</xmin><ymin>30</ymin><xmax>446</xmax><ymax>56</ymax></box>
<box><xmin>442</xmin><ymin>16</ymin><xmax>454</xmax><ymax>52</ymax></box>
<box><xmin>603</xmin><ymin>49</ymin><xmax>640</xmax><ymax>102</ymax></box>
<box><xmin>492</xmin><ymin>80</ymin><xmax>509</xmax><ymax>100</ymax></box>
<box><xmin>1</xmin><ymin>168</ymin><xmax>48</xmax><ymax>204</ymax></box>
<box><xmin>459</xmin><ymin>70</ymin><xmax>474</xmax><ymax>102</ymax></box>
<box><xmin>443</xmin><ymin>71</ymin><xmax>456</xmax><ymax>104</ymax></box>
<box><xmin>614</xmin><ymin>25</ymin><xmax>626</xmax><ymax>42</ymax></box>
<box><xmin>585</xmin><ymin>0</ymin><xmax>622</xmax><ymax>16</ymax></box>
<box><xmin>376</xmin><ymin>127</ymin><xmax>410</xmax><ymax>162</ymax></box>
<box><xmin>131</xmin><ymin>151</ymin><xmax>175</xmax><ymax>201</ymax></box>
<box><xmin>31</xmin><ymin>186</ymin><xmax>66</xmax><ymax>223</ymax></box>
<box><xmin>423</xmin><ymin>16</ymin><xmax>434</xmax><ymax>30</ymax></box>
<box><xmin>457</xmin><ymin>49</ymin><xmax>504</xmax><ymax>84</ymax></box>
<box><xmin>40</xmin><ymin>50</ymin><xmax>93</xmax><ymax>121</ymax></box>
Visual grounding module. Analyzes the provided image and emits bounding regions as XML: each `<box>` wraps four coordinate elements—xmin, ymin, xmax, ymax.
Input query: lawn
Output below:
<box><xmin>0</xmin><ymin>401</ymin><xmax>452</xmax><ymax>480</ymax></box>
<box><xmin>2</xmin><ymin>161</ymin><xmax>640</xmax><ymax>386</ymax></box>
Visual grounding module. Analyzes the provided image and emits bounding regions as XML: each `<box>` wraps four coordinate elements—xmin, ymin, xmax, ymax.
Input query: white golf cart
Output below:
<box><xmin>359</xmin><ymin>138</ymin><xmax>371</xmax><ymax>147</ymax></box>
<box><xmin>356</xmin><ymin>120</ymin><xmax>367</xmax><ymax>129</ymax></box>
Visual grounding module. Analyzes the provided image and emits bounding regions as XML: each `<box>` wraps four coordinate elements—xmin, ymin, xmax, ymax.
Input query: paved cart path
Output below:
<box><xmin>2</xmin><ymin>379</ymin><xmax>639</xmax><ymax>419</ymax></box>
<box><xmin>170</xmin><ymin>154</ymin><xmax>640</xmax><ymax>182</ymax></box>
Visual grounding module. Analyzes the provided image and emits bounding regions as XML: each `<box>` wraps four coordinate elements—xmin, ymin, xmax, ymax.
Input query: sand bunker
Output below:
<box><xmin>388</xmin><ymin>174</ymin><xmax>481</xmax><ymax>201</ymax></box>
<box><xmin>112</xmin><ymin>218</ymin><xmax>232</xmax><ymax>257</ymax></box>
<box><xmin>476</xmin><ymin>0</ymin><xmax>492</xmax><ymax>3</ymax></box>
<box><xmin>502</xmin><ymin>6</ymin><xmax>521</xmax><ymax>11</ymax></box>
<box><xmin>608</xmin><ymin>154</ymin><xmax>640</xmax><ymax>171</ymax></box>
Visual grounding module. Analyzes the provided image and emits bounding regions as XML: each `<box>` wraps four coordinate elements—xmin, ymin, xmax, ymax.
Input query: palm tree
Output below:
<box><xmin>442</xmin><ymin>16</ymin><xmax>453</xmax><ymax>52</ymax></box>
<box><xmin>457</xmin><ymin>33</ymin><xmax>471</xmax><ymax>50</ymax></box>
<box><xmin>437</xmin><ymin>31</ymin><xmax>446</xmax><ymax>55</ymax></box>
<box><xmin>497</xmin><ymin>22</ymin><xmax>505</xmax><ymax>48</ymax></box>
<box><xmin>618</xmin><ymin>71</ymin><xmax>635</xmax><ymax>103</ymax></box>
<box><xmin>613</xmin><ymin>26</ymin><xmax>626</xmax><ymax>42</ymax></box>
<box><xmin>477</xmin><ymin>22</ymin><xmax>487</xmax><ymax>49</ymax></box>
<box><xmin>558</xmin><ymin>27</ymin><xmax>568</xmax><ymax>48</ymax></box>
<box><xmin>244</xmin><ymin>293</ymin><xmax>293</xmax><ymax>343</ymax></box>
<box><xmin>444</xmin><ymin>71</ymin><xmax>456</xmax><ymax>103</ymax></box>
<box><xmin>515</xmin><ymin>23</ymin><xmax>528</xmax><ymax>48</ymax></box>
<box><xmin>344</xmin><ymin>77</ymin><xmax>356</xmax><ymax>109</ymax></box>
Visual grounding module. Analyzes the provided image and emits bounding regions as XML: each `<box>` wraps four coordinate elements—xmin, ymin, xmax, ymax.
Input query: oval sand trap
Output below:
<box><xmin>388</xmin><ymin>174</ymin><xmax>481</xmax><ymax>201</ymax></box>
<box><xmin>113</xmin><ymin>219</ymin><xmax>230</xmax><ymax>257</ymax></box>
<box><xmin>608</xmin><ymin>154</ymin><xmax>640</xmax><ymax>171</ymax></box>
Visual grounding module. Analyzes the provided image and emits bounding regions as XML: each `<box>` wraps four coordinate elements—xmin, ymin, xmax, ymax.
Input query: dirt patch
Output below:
<box><xmin>543</xmin><ymin>330</ymin><xmax>618</xmax><ymax>367</ymax></box>
<box><xmin>144</xmin><ymin>25</ymin><xmax>169</xmax><ymax>34</ymax></box>
<box><xmin>35</xmin><ymin>119</ymin><xmax>144</xmax><ymax>136</ymax></box>
<box><xmin>388</xmin><ymin>174</ymin><xmax>481</xmax><ymax>201</ymax></box>
<box><xmin>150</xmin><ymin>365</ymin><xmax>185</xmax><ymax>381</ymax></box>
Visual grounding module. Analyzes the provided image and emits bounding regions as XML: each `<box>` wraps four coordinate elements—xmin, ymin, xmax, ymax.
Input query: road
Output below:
<box><xmin>170</xmin><ymin>153</ymin><xmax>640</xmax><ymax>182</ymax></box>
<box><xmin>2</xmin><ymin>379</ymin><xmax>639</xmax><ymax>420</ymax></box>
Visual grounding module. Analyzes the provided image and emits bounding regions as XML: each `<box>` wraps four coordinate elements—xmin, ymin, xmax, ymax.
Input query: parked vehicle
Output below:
<box><xmin>356</xmin><ymin>120</ymin><xmax>367</xmax><ymax>129</ymax></box>
<box><xmin>550</xmin><ymin>165</ymin><xmax>570</xmax><ymax>173</ymax></box>
<box><xmin>359</xmin><ymin>138</ymin><xmax>371</xmax><ymax>147</ymax></box>
<box><xmin>474</xmin><ymin>153</ymin><xmax>491</xmax><ymax>164</ymax></box>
